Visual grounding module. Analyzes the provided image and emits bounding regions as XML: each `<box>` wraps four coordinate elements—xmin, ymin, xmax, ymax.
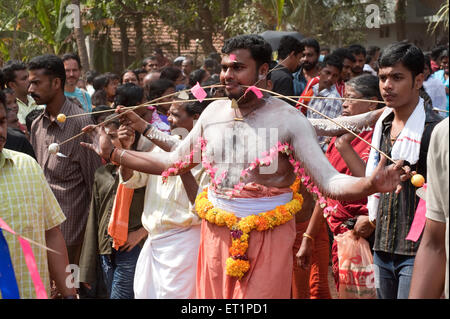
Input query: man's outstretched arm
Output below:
<box><xmin>81</xmin><ymin>112</ymin><xmax>204</xmax><ymax>176</ymax></box>
<box><xmin>290</xmin><ymin>111</ymin><xmax>409</xmax><ymax>202</ymax></box>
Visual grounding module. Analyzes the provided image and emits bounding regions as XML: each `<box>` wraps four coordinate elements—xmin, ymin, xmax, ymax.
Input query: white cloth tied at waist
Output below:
<box><xmin>207</xmin><ymin>188</ymin><xmax>293</xmax><ymax>218</ymax></box>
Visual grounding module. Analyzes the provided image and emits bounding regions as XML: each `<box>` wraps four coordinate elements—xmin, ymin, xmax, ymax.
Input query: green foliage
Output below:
<box><xmin>0</xmin><ymin>0</ymin><xmax>75</xmax><ymax>61</ymax></box>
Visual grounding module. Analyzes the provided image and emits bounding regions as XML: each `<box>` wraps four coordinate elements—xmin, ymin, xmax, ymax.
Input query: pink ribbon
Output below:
<box><xmin>0</xmin><ymin>217</ymin><xmax>48</xmax><ymax>299</ymax></box>
<box><xmin>191</xmin><ymin>82</ymin><xmax>207</xmax><ymax>102</ymax></box>
<box><xmin>406</xmin><ymin>184</ymin><xmax>427</xmax><ymax>242</ymax></box>
<box><xmin>245</xmin><ymin>86</ymin><xmax>263</xmax><ymax>99</ymax></box>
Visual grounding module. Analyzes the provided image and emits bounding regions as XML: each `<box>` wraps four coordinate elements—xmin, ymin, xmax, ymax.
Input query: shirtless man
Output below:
<box><xmin>82</xmin><ymin>35</ymin><xmax>408</xmax><ymax>299</ymax></box>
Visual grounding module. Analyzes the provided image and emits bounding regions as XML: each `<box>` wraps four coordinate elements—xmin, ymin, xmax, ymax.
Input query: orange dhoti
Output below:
<box><xmin>196</xmin><ymin>218</ymin><xmax>296</xmax><ymax>299</ymax></box>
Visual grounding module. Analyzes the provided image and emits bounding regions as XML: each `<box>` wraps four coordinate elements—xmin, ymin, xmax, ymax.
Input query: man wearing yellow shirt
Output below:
<box><xmin>0</xmin><ymin>90</ymin><xmax>75</xmax><ymax>299</ymax></box>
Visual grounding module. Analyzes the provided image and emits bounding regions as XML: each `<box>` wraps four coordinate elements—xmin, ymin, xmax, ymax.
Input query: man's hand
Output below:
<box><xmin>116</xmin><ymin>105</ymin><xmax>148</xmax><ymax>133</ymax></box>
<box><xmin>119</xmin><ymin>227</ymin><xmax>148</xmax><ymax>252</ymax></box>
<box><xmin>369</xmin><ymin>155</ymin><xmax>411</xmax><ymax>194</ymax></box>
<box><xmin>353</xmin><ymin>215</ymin><xmax>375</xmax><ymax>239</ymax></box>
<box><xmin>296</xmin><ymin>236</ymin><xmax>314</xmax><ymax>270</ymax></box>
<box><xmin>118</xmin><ymin>124</ymin><xmax>135</xmax><ymax>150</ymax></box>
<box><xmin>81</xmin><ymin>125</ymin><xmax>114</xmax><ymax>160</ymax></box>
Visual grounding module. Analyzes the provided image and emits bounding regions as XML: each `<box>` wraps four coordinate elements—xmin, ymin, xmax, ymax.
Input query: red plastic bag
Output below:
<box><xmin>335</xmin><ymin>231</ymin><xmax>376</xmax><ymax>299</ymax></box>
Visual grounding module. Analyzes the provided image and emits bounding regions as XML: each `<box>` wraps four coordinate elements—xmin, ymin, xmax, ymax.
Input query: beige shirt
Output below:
<box><xmin>425</xmin><ymin>117</ymin><xmax>449</xmax><ymax>299</ymax></box>
<box><xmin>121</xmin><ymin>150</ymin><xmax>209</xmax><ymax>236</ymax></box>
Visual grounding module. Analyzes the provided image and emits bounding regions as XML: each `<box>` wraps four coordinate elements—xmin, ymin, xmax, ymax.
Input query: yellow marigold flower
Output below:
<box><xmin>226</xmin><ymin>258</ymin><xmax>250</xmax><ymax>279</ymax></box>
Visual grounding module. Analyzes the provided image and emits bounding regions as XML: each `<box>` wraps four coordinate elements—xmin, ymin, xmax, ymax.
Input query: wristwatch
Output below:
<box><xmin>142</xmin><ymin>123</ymin><xmax>152</xmax><ymax>136</ymax></box>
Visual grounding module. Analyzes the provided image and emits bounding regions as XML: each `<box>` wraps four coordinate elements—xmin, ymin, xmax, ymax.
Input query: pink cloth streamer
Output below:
<box><xmin>0</xmin><ymin>217</ymin><xmax>48</xmax><ymax>299</ymax></box>
<box><xmin>191</xmin><ymin>82</ymin><xmax>207</xmax><ymax>102</ymax></box>
<box><xmin>406</xmin><ymin>184</ymin><xmax>427</xmax><ymax>242</ymax></box>
<box><xmin>245</xmin><ymin>86</ymin><xmax>263</xmax><ymax>99</ymax></box>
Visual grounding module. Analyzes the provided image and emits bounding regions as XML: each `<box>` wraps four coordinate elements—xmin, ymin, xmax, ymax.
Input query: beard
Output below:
<box><xmin>302</xmin><ymin>61</ymin><xmax>317</xmax><ymax>71</ymax></box>
<box><xmin>352</xmin><ymin>66</ymin><xmax>363</xmax><ymax>74</ymax></box>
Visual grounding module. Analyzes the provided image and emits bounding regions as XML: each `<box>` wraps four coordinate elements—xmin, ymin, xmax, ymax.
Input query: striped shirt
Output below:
<box><xmin>306</xmin><ymin>83</ymin><xmax>343</xmax><ymax>151</ymax></box>
<box><xmin>373</xmin><ymin>111</ymin><xmax>442</xmax><ymax>255</ymax></box>
<box><xmin>30</xmin><ymin>98</ymin><xmax>102</xmax><ymax>246</ymax></box>
<box><xmin>0</xmin><ymin>149</ymin><xmax>66</xmax><ymax>298</ymax></box>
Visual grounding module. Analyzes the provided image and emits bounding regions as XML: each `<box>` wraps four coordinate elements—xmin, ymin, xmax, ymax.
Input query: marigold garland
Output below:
<box><xmin>195</xmin><ymin>178</ymin><xmax>303</xmax><ymax>279</ymax></box>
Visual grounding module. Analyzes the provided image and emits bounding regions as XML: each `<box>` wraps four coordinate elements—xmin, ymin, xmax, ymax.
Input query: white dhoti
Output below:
<box><xmin>133</xmin><ymin>225</ymin><xmax>201</xmax><ymax>299</ymax></box>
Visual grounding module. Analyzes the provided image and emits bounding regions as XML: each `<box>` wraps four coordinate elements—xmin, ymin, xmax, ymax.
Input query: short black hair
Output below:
<box><xmin>176</xmin><ymin>92</ymin><xmax>210</xmax><ymax>117</ymax></box>
<box><xmin>222</xmin><ymin>34</ymin><xmax>272</xmax><ymax>69</ymax></box>
<box><xmin>321</xmin><ymin>54</ymin><xmax>343</xmax><ymax>72</ymax></box>
<box><xmin>142</xmin><ymin>56</ymin><xmax>158</xmax><ymax>67</ymax></box>
<box><xmin>424</xmin><ymin>55</ymin><xmax>432</xmax><ymax>72</ymax></box>
<box><xmin>188</xmin><ymin>69</ymin><xmax>207</xmax><ymax>88</ymax></box>
<box><xmin>61</xmin><ymin>53</ymin><xmax>82</xmax><ymax>69</ymax></box>
<box><xmin>28</xmin><ymin>54</ymin><xmax>66</xmax><ymax>90</ymax></box>
<box><xmin>114</xmin><ymin>83</ymin><xmax>144</xmax><ymax>107</ymax></box>
<box><xmin>160</xmin><ymin>66</ymin><xmax>182</xmax><ymax>82</ymax></box>
<box><xmin>147</xmin><ymin>78</ymin><xmax>175</xmax><ymax>101</ymax></box>
<box><xmin>348</xmin><ymin>44</ymin><xmax>367</xmax><ymax>57</ymax></box>
<box><xmin>431</xmin><ymin>45</ymin><xmax>448</xmax><ymax>61</ymax></box>
<box><xmin>133</xmin><ymin>68</ymin><xmax>147</xmax><ymax>76</ymax></box>
<box><xmin>332</xmin><ymin>48</ymin><xmax>356</xmax><ymax>63</ymax></box>
<box><xmin>378</xmin><ymin>42</ymin><xmax>424</xmax><ymax>80</ymax></box>
<box><xmin>278</xmin><ymin>35</ymin><xmax>304</xmax><ymax>60</ymax></box>
<box><xmin>1</xmin><ymin>60</ymin><xmax>27</xmax><ymax>87</ymax></box>
<box><xmin>85</xmin><ymin>70</ymin><xmax>99</xmax><ymax>84</ymax></box>
<box><xmin>300</xmin><ymin>38</ymin><xmax>320</xmax><ymax>55</ymax></box>
<box><xmin>91</xmin><ymin>105</ymin><xmax>112</xmax><ymax>124</ymax></box>
<box><xmin>438</xmin><ymin>49</ymin><xmax>448</xmax><ymax>60</ymax></box>
<box><xmin>93</xmin><ymin>74</ymin><xmax>110</xmax><ymax>91</ymax></box>
<box><xmin>0</xmin><ymin>90</ymin><xmax>6</xmax><ymax>112</ymax></box>
<box><xmin>120</xmin><ymin>69</ymin><xmax>138</xmax><ymax>84</ymax></box>
<box><xmin>105</xmin><ymin>72</ymin><xmax>119</xmax><ymax>81</ymax></box>
<box><xmin>25</xmin><ymin>109</ymin><xmax>44</xmax><ymax>132</ymax></box>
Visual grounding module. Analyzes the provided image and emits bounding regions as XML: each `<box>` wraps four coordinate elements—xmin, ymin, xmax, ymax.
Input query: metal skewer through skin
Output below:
<box><xmin>63</xmin><ymin>97</ymin><xmax>229</xmax><ymax>119</ymax></box>
<box><xmin>243</xmin><ymin>85</ymin><xmax>398</xmax><ymax>165</ymax></box>
<box><xmin>56</xmin><ymin>84</ymin><xmax>226</xmax><ymax>147</ymax></box>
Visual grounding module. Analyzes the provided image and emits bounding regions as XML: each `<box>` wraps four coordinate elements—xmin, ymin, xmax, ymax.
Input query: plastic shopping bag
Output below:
<box><xmin>335</xmin><ymin>231</ymin><xmax>376</xmax><ymax>299</ymax></box>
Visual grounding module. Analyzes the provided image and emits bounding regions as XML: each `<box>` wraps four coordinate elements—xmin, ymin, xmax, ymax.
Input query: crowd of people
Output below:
<box><xmin>0</xmin><ymin>34</ymin><xmax>448</xmax><ymax>300</ymax></box>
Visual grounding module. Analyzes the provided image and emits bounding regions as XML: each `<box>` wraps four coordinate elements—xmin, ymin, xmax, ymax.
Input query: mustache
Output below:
<box><xmin>30</xmin><ymin>93</ymin><xmax>40</xmax><ymax>100</ymax></box>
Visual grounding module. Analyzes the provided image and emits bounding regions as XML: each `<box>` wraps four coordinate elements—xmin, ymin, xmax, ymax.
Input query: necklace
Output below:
<box><xmin>233</xmin><ymin>99</ymin><xmax>264</xmax><ymax>121</ymax></box>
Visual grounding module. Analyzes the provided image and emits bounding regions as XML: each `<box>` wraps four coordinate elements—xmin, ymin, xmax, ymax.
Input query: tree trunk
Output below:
<box><xmin>221</xmin><ymin>0</ymin><xmax>230</xmax><ymax>40</ymax></box>
<box><xmin>72</xmin><ymin>0</ymin><xmax>90</xmax><ymax>73</ymax></box>
<box><xmin>118</xmin><ymin>18</ymin><xmax>130</xmax><ymax>70</ymax></box>
<box><xmin>134</xmin><ymin>13</ymin><xmax>144</xmax><ymax>65</ymax></box>
<box><xmin>395</xmin><ymin>0</ymin><xmax>407</xmax><ymax>41</ymax></box>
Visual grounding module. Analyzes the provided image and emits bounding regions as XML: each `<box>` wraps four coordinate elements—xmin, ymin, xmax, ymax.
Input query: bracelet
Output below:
<box><xmin>303</xmin><ymin>232</ymin><xmax>314</xmax><ymax>241</ymax></box>
<box><xmin>119</xmin><ymin>149</ymin><xmax>127</xmax><ymax>165</ymax></box>
<box><xmin>108</xmin><ymin>146</ymin><xmax>116</xmax><ymax>161</ymax></box>
<box><xmin>142</xmin><ymin>123</ymin><xmax>152</xmax><ymax>136</ymax></box>
<box><xmin>369</xmin><ymin>219</ymin><xmax>376</xmax><ymax>228</ymax></box>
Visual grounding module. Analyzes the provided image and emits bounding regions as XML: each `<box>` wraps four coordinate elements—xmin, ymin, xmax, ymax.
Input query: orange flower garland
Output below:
<box><xmin>195</xmin><ymin>178</ymin><xmax>303</xmax><ymax>279</ymax></box>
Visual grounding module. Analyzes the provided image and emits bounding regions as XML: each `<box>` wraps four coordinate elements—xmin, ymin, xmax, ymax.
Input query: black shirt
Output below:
<box><xmin>5</xmin><ymin>127</ymin><xmax>36</xmax><ymax>159</ymax></box>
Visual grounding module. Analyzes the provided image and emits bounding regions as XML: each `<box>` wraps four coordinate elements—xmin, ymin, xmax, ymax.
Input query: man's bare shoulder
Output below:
<box><xmin>265</xmin><ymin>96</ymin><xmax>310</xmax><ymax>126</ymax></box>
